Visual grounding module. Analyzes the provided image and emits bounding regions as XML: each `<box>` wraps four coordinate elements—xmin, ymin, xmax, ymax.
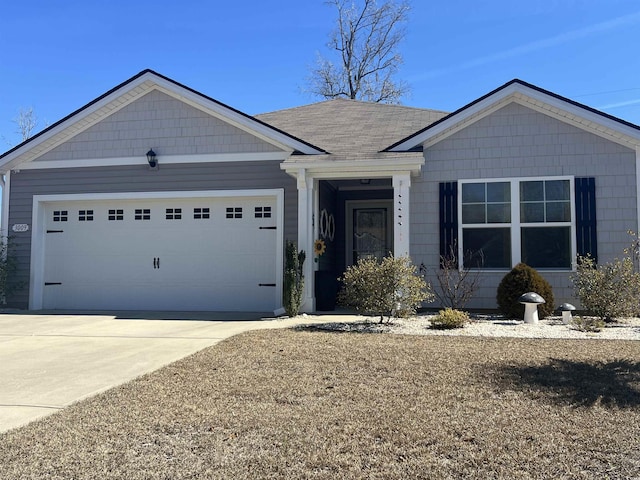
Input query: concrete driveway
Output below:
<box><xmin>0</xmin><ymin>310</ymin><xmax>344</xmax><ymax>433</ymax></box>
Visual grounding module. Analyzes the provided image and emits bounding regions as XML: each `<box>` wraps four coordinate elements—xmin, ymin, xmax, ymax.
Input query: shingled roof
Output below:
<box><xmin>255</xmin><ymin>99</ymin><xmax>449</xmax><ymax>158</ymax></box>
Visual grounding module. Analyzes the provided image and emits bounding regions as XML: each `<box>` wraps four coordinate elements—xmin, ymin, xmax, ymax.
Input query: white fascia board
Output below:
<box><xmin>20</xmin><ymin>152</ymin><xmax>289</xmax><ymax>170</ymax></box>
<box><xmin>280</xmin><ymin>156</ymin><xmax>424</xmax><ymax>179</ymax></box>
<box><xmin>390</xmin><ymin>82</ymin><xmax>640</xmax><ymax>151</ymax></box>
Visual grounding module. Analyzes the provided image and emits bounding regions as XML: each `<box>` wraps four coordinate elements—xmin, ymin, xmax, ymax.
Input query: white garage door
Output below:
<box><xmin>41</xmin><ymin>195</ymin><xmax>280</xmax><ymax>311</ymax></box>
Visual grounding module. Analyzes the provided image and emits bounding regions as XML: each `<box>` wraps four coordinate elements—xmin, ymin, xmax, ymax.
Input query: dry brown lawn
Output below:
<box><xmin>1</xmin><ymin>328</ymin><xmax>639</xmax><ymax>479</ymax></box>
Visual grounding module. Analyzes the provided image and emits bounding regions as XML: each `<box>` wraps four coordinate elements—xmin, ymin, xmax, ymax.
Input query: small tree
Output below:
<box><xmin>283</xmin><ymin>241</ymin><xmax>306</xmax><ymax>317</ymax></box>
<box><xmin>432</xmin><ymin>242</ymin><xmax>482</xmax><ymax>309</ymax></box>
<box><xmin>338</xmin><ymin>255</ymin><xmax>433</xmax><ymax>323</ymax></box>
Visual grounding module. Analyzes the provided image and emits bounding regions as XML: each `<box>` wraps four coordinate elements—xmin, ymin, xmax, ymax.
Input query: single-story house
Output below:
<box><xmin>1</xmin><ymin>69</ymin><xmax>639</xmax><ymax>313</ymax></box>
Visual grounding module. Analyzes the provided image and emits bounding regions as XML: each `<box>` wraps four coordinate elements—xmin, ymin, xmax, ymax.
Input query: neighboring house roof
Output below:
<box><xmin>256</xmin><ymin>99</ymin><xmax>449</xmax><ymax>160</ymax></box>
<box><xmin>0</xmin><ymin>69</ymin><xmax>326</xmax><ymax>172</ymax></box>
<box><xmin>386</xmin><ymin>79</ymin><xmax>640</xmax><ymax>152</ymax></box>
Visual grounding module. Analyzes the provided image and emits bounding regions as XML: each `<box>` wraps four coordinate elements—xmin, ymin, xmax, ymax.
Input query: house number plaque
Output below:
<box><xmin>12</xmin><ymin>224</ymin><xmax>29</xmax><ymax>232</ymax></box>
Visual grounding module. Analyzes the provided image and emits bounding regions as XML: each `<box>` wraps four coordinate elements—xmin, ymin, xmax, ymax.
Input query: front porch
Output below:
<box><xmin>293</xmin><ymin>172</ymin><xmax>413</xmax><ymax>312</ymax></box>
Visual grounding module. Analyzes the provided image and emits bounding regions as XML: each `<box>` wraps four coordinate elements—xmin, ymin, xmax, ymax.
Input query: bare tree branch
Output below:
<box><xmin>14</xmin><ymin>107</ymin><xmax>38</xmax><ymax>141</ymax></box>
<box><xmin>307</xmin><ymin>0</ymin><xmax>411</xmax><ymax>104</ymax></box>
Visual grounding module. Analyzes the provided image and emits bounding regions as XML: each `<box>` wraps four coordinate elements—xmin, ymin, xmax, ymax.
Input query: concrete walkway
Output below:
<box><xmin>0</xmin><ymin>311</ymin><xmax>354</xmax><ymax>433</ymax></box>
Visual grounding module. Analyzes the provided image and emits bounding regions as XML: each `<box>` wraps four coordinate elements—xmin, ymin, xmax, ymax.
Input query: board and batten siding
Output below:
<box><xmin>34</xmin><ymin>90</ymin><xmax>281</xmax><ymax>162</ymax></box>
<box><xmin>411</xmin><ymin>102</ymin><xmax>638</xmax><ymax>310</ymax></box>
<box><xmin>7</xmin><ymin>161</ymin><xmax>297</xmax><ymax>308</ymax></box>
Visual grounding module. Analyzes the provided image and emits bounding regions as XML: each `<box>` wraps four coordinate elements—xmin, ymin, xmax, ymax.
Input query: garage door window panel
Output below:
<box><xmin>78</xmin><ymin>210</ymin><xmax>94</xmax><ymax>222</ymax></box>
<box><xmin>255</xmin><ymin>206</ymin><xmax>272</xmax><ymax>218</ymax></box>
<box><xmin>135</xmin><ymin>209</ymin><xmax>151</xmax><ymax>220</ymax></box>
<box><xmin>108</xmin><ymin>209</ymin><xmax>124</xmax><ymax>221</ymax></box>
<box><xmin>166</xmin><ymin>208</ymin><xmax>182</xmax><ymax>220</ymax></box>
<box><xmin>194</xmin><ymin>208</ymin><xmax>210</xmax><ymax>219</ymax></box>
<box><xmin>226</xmin><ymin>207</ymin><xmax>242</xmax><ymax>219</ymax></box>
<box><xmin>53</xmin><ymin>211</ymin><xmax>68</xmax><ymax>222</ymax></box>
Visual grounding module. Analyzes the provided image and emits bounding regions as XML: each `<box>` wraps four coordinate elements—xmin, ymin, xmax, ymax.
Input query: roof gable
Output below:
<box><xmin>0</xmin><ymin>70</ymin><xmax>325</xmax><ymax>172</ymax></box>
<box><xmin>34</xmin><ymin>89</ymin><xmax>283</xmax><ymax>163</ymax></box>
<box><xmin>386</xmin><ymin>79</ymin><xmax>640</xmax><ymax>152</ymax></box>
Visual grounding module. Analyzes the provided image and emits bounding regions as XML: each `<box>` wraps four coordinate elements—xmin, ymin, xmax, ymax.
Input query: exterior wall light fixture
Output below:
<box><xmin>146</xmin><ymin>148</ymin><xmax>158</xmax><ymax>169</ymax></box>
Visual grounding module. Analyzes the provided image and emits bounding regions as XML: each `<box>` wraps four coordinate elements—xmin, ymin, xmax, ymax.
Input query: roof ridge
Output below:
<box><xmin>257</xmin><ymin>97</ymin><xmax>449</xmax><ymax>117</ymax></box>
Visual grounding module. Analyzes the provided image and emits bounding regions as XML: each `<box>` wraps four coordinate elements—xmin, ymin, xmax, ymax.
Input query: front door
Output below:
<box><xmin>347</xmin><ymin>201</ymin><xmax>393</xmax><ymax>265</ymax></box>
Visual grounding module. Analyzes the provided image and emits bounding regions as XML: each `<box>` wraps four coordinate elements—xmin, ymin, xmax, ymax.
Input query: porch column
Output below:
<box><xmin>393</xmin><ymin>174</ymin><xmax>411</xmax><ymax>257</ymax></box>
<box><xmin>297</xmin><ymin>169</ymin><xmax>315</xmax><ymax>312</ymax></box>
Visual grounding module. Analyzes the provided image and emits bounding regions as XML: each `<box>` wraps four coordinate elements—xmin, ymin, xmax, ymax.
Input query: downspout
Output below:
<box><xmin>637</xmin><ymin>146</ymin><xmax>640</xmax><ymax>236</ymax></box>
<box><xmin>0</xmin><ymin>171</ymin><xmax>9</xmax><ymax>239</ymax></box>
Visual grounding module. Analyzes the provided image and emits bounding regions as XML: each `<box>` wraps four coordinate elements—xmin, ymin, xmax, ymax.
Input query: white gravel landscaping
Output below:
<box><xmin>308</xmin><ymin>314</ymin><xmax>640</xmax><ymax>340</ymax></box>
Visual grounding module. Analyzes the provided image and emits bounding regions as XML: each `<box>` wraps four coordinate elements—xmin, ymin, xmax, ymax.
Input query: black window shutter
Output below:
<box><xmin>439</xmin><ymin>181</ymin><xmax>458</xmax><ymax>268</ymax></box>
<box><xmin>575</xmin><ymin>177</ymin><xmax>597</xmax><ymax>262</ymax></box>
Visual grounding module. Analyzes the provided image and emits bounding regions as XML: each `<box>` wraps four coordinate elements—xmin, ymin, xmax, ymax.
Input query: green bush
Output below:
<box><xmin>338</xmin><ymin>255</ymin><xmax>434</xmax><ymax>323</ymax></box>
<box><xmin>283</xmin><ymin>241</ymin><xmax>305</xmax><ymax>317</ymax></box>
<box><xmin>571</xmin><ymin>254</ymin><xmax>640</xmax><ymax>322</ymax></box>
<box><xmin>496</xmin><ymin>263</ymin><xmax>555</xmax><ymax>319</ymax></box>
<box><xmin>571</xmin><ymin>315</ymin><xmax>605</xmax><ymax>333</ymax></box>
<box><xmin>430</xmin><ymin>308</ymin><xmax>469</xmax><ymax>329</ymax></box>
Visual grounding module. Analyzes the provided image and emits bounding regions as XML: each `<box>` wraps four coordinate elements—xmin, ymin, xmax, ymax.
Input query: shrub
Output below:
<box><xmin>283</xmin><ymin>241</ymin><xmax>306</xmax><ymax>317</ymax></box>
<box><xmin>338</xmin><ymin>255</ymin><xmax>434</xmax><ymax>323</ymax></box>
<box><xmin>0</xmin><ymin>236</ymin><xmax>23</xmax><ymax>304</ymax></box>
<box><xmin>571</xmin><ymin>254</ymin><xmax>640</xmax><ymax>322</ymax></box>
<box><xmin>496</xmin><ymin>263</ymin><xmax>555</xmax><ymax>319</ymax></box>
<box><xmin>572</xmin><ymin>316</ymin><xmax>605</xmax><ymax>333</ymax></box>
<box><xmin>430</xmin><ymin>308</ymin><xmax>469</xmax><ymax>329</ymax></box>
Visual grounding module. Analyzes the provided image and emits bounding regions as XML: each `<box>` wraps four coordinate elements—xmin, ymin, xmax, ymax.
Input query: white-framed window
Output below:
<box><xmin>459</xmin><ymin>176</ymin><xmax>575</xmax><ymax>270</ymax></box>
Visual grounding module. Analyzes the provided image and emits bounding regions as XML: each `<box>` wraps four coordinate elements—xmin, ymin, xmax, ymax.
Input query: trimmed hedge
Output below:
<box><xmin>497</xmin><ymin>263</ymin><xmax>554</xmax><ymax>319</ymax></box>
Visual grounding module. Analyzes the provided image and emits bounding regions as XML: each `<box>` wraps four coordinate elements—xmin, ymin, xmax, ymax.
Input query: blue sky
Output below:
<box><xmin>1</xmin><ymin>0</ymin><xmax>640</xmax><ymax>148</ymax></box>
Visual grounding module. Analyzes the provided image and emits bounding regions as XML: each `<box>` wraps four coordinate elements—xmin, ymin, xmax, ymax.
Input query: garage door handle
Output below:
<box><xmin>259</xmin><ymin>283</ymin><xmax>276</xmax><ymax>287</ymax></box>
<box><xmin>153</xmin><ymin>257</ymin><xmax>160</xmax><ymax>269</ymax></box>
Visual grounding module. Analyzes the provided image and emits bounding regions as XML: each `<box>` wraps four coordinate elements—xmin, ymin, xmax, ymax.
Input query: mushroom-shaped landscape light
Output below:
<box><xmin>518</xmin><ymin>292</ymin><xmax>545</xmax><ymax>324</ymax></box>
<box><xmin>558</xmin><ymin>303</ymin><xmax>576</xmax><ymax>324</ymax></box>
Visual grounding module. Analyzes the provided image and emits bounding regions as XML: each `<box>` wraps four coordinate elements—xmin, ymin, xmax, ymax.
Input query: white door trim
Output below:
<box><xmin>29</xmin><ymin>189</ymin><xmax>284</xmax><ymax>312</ymax></box>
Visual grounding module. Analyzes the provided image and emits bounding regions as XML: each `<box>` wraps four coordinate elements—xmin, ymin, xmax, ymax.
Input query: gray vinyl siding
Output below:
<box><xmin>7</xmin><ymin>161</ymin><xmax>296</xmax><ymax>308</ymax></box>
<box><xmin>411</xmin><ymin>102</ymin><xmax>638</xmax><ymax>310</ymax></box>
<box><xmin>34</xmin><ymin>90</ymin><xmax>281</xmax><ymax>162</ymax></box>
